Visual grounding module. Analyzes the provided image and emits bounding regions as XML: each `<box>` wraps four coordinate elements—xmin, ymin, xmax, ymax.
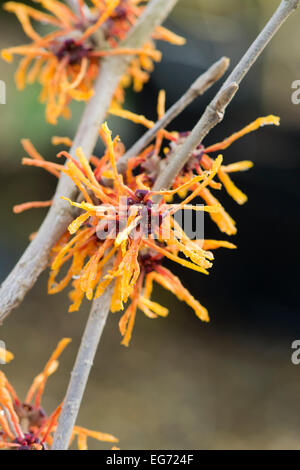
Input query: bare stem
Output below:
<box><xmin>65</xmin><ymin>0</ymin><xmax>81</xmax><ymax>15</ymax></box>
<box><xmin>153</xmin><ymin>0</ymin><xmax>300</xmax><ymax>194</ymax></box>
<box><xmin>221</xmin><ymin>0</ymin><xmax>300</xmax><ymax>89</ymax></box>
<box><xmin>52</xmin><ymin>280</ymin><xmax>115</xmax><ymax>450</ymax></box>
<box><xmin>116</xmin><ymin>57</ymin><xmax>230</xmax><ymax>175</ymax></box>
<box><xmin>0</xmin><ymin>0</ymin><xmax>179</xmax><ymax>324</ymax></box>
<box><xmin>152</xmin><ymin>82</ymin><xmax>238</xmax><ymax>196</ymax></box>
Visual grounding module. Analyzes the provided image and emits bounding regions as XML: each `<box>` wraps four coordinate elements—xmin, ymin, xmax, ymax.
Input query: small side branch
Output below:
<box><xmin>116</xmin><ymin>57</ymin><xmax>230</xmax><ymax>175</ymax></box>
<box><xmin>221</xmin><ymin>0</ymin><xmax>300</xmax><ymax>89</ymax></box>
<box><xmin>152</xmin><ymin>83</ymin><xmax>238</xmax><ymax>195</ymax></box>
<box><xmin>153</xmin><ymin>0</ymin><xmax>300</xmax><ymax>193</ymax></box>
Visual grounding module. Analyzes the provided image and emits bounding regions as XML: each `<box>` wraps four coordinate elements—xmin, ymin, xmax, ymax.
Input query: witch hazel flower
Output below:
<box><xmin>1</xmin><ymin>0</ymin><xmax>185</xmax><ymax>124</ymax></box>
<box><xmin>13</xmin><ymin>107</ymin><xmax>279</xmax><ymax>346</ymax></box>
<box><xmin>14</xmin><ymin>122</ymin><xmax>226</xmax><ymax>345</ymax></box>
<box><xmin>0</xmin><ymin>338</ymin><xmax>118</xmax><ymax>449</ymax></box>
<box><xmin>110</xmin><ymin>92</ymin><xmax>280</xmax><ymax>235</ymax></box>
<box><xmin>56</xmin><ymin>124</ymin><xmax>223</xmax><ymax>346</ymax></box>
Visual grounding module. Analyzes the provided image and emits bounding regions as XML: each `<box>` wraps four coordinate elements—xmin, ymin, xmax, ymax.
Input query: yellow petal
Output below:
<box><xmin>217</xmin><ymin>169</ymin><xmax>248</xmax><ymax>205</ymax></box>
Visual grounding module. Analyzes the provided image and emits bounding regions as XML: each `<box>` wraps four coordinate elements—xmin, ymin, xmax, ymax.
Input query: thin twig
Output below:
<box><xmin>52</xmin><ymin>278</ymin><xmax>115</xmax><ymax>450</ymax></box>
<box><xmin>65</xmin><ymin>0</ymin><xmax>80</xmax><ymax>15</ymax></box>
<box><xmin>153</xmin><ymin>0</ymin><xmax>300</xmax><ymax>194</ymax></box>
<box><xmin>221</xmin><ymin>0</ymin><xmax>300</xmax><ymax>89</ymax></box>
<box><xmin>116</xmin><ymin>56</ymin><xmax>230</xmax><ymax>175</ymax></box>
<box><xmin>152</xmin><ymin>82</ymin><xmax>238</xmax><ymax>196</ymax></box>
<box><xmin>0</xmin><ymin>0</ymin><xmax>179</xmax><ymax>324</ymax></box>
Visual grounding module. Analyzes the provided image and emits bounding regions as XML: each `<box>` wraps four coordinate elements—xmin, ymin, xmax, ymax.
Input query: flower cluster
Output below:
<box><xmin>110</xmin><ymin>93</ymin><xmax>280</xmax><ymax>235</ymax></box>
<box><xmin>0</xmin><ymin>339</ymin><xmax>118</xmax><ymax>449</ymax></box>
<box><xmin>15</xmin><ymin>108</ymin><xmax>279</xmax><ymax>346</ymax></box>
<box><xmin>2</xmin><ymin>0</ymin><xmax>184</xmax><ymax>124</ymax></box>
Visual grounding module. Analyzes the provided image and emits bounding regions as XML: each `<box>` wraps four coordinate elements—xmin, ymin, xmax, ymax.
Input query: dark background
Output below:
<box><xmin>0</xmin><ymin>0</ymin><xmax>300</xmax><ymax>449</ymax></box>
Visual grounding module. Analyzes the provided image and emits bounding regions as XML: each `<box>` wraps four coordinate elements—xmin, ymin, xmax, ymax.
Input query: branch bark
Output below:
<box><xmin>152</xmin><ymin>82</ymin><xmax>239</xmax><ymax>195</ymax></box>
<box><xmin>116</xmin><ymin>56</ymin><xmax>230</xmax><ymax>175</ymax></box>
<box><xmin>153</xmin><ymin>0</ymin><xmax>300</xmax><ymax>193</ymax></box>
<box><xmin>0</xmin><ymin>0</ymin><xmax>179</xmax><ymax>324</ymax></box>
<box><xmin>52</xmin><ymin>279</ymin><xmax>115</xmax><ymax>450</ymax></box>
<box><xmin>51</xmin><ymin>0</ymin><xmax>300</xmax><ymax>450</ymax></box>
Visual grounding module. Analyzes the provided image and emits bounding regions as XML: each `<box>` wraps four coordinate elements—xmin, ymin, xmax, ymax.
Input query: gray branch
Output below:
<box><xmin>152</xmin><ymin>82</ymin><xmax>238</xmax><ymax>196</ymax></box>
<box><xmin>51</xmin><ymin>279</ymin><xmax>115</xmax><ymax>450</ymax></box>
<box><xmin>0</xmin><ymin>0</ymin><xmax>179</xmax><ymax>324</ymax></box>
<box><xmin>153</xmin><ymin>0</ymin><xmax>300</xmax><ymax>194</ymax></box>
<box><xmin>116</xmin><ymin>56</ymin><xmax>230</xmax><ymax>175</ymax></box>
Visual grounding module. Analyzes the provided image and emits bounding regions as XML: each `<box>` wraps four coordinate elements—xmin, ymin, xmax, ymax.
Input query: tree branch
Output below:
<box><xmin>221</xmin><ymin>0</ymin><xmax>300</xmax><ymax>89</ymax></box>
<box><xmin>65</xmin><ymin>0</ymin><xmax>81</xmax><ymax>16</ymax></box>
<box><xmin>153</xmin><ymin>0</ymin><xmax>300</xmax><ymax>194</ymax></box>
<box><xmin>0</xmin><ymin>0</ymin><xmax>179</xmax><ymax>324</ymax></box>
<box><xmin>116</xmin><ymin>56</ymin><xmax>230</xmax><ymax>175</ymax></box>
<box><xmin>52</xmin><ymin>278</ymin><xmax>115</xmax><ymax>450</ymax></box>
<box><xmin>152</xmin><ymin>82</ymin><xmax>238</xmax><ymax>195</ymax></box>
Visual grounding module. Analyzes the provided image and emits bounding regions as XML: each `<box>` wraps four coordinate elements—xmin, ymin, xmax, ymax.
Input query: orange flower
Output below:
<box><xmin>18</xmin><ymin>123</ymin><xmax>231</xmax><ymax>345</ymax></box>
<box><xmin>15</xmin><ymin>107</ymin><xmax>279</xmax><ymax>346</ymax></box>
<box><xmin>2</xmin><ymin>0</ymin><xmax>185</xmax><ymax>124</ymax></box>
<box><xmin>0</xmin><ymin>339</ymin><xmax>118</xmax><ymax>450</ymax></box>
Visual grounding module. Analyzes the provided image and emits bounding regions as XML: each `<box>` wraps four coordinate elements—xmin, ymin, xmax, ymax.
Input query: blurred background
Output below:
<box><xmin>0</xmin><ymin>0</ymin><xmax>300</xmax><ymax>450</ymax></box>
